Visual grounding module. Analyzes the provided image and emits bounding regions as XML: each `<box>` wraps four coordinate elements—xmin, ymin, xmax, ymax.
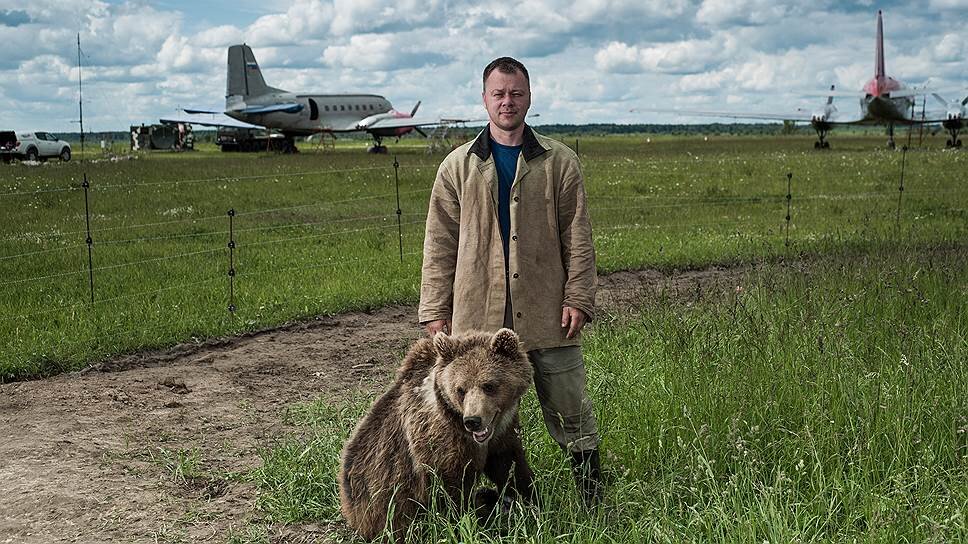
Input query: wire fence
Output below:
<box><xmin>1</xmin><ymin>147</ymin><xmax>963</xmax><ymax>378</ymax></box>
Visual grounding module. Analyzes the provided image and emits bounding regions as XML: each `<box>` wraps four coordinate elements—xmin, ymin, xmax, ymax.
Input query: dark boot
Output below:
<box><xmin>570</xmin><ymin>448</ymin><xmax>603</xmax><ymax>507</ymax></box>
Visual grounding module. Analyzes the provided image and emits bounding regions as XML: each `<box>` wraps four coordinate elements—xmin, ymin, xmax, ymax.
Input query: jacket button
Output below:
<box><xmin>511</xmin><ymin>235</ymin><xmax>518</xmax><ymax>241</ymax></box>
<box><xmin>516</xmin><ymin>312</ymin><xmax>522</xmax><ymax>318</ymax></box>
<box><xmin>513</xmin><ymin>197</ymin><xmax>519</xmax><ymax>202</ymax></box>
<box><xmin>513</xmin><ymin>273</ymin><xmax>519</xmax><ymax>279</ymax></box>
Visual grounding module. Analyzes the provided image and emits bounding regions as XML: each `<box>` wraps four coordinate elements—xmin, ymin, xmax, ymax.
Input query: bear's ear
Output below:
<box><xmin>433</xmin><ymin>331</ymin><xmax>458</xmax><ymax>362</ymax></box>
<box><xmin>490</xmin><ymin>328</ymin><xmax>522</xmax><ymax>359</ymax></box>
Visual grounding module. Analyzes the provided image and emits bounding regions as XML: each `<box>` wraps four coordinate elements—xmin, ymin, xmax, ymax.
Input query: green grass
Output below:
<box><xmin>251</xmin><ymin>249</ymin><xmax>967</xmax><ymax>543</ymax></box>
<box><xmin>1</xmin><ymin>134</ymin><xmax>966</xmax><ymax>379</ymax></box>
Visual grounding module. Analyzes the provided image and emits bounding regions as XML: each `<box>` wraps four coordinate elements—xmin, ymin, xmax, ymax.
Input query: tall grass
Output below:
<box><xmin>251</xmin><ymin>250</ymin><xmax>967</xmax><ymax>542</ymax></box>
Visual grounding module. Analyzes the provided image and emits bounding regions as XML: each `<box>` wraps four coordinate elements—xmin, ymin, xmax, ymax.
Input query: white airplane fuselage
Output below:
<box><xmin>225</xmin><ymin>91</ymin><xmax>398</xmax><ymax>136</ymax></box>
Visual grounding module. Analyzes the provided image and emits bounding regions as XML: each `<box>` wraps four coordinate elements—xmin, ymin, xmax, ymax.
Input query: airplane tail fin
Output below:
<box><xmin>875</xmin><ymin>10</ymin><xmax>885</xmax><ymax>79</ymax></box>
<box><xmin>227</xmin><ymin>44</ymin><xmax>272</xmax><ymax>98</ymax></box>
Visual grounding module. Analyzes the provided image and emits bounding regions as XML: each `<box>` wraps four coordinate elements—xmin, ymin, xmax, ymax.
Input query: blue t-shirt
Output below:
<box><xmin>489</xmin><ymin>139</ymin><xmax>521</xmax><ymax>269</ymax></box>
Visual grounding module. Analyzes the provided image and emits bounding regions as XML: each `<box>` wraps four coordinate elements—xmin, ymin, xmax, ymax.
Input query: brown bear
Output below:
<box><xmin>338</xmin><ymin>328</ymin><xmax>536</xmax><ymax>541</ymax></box>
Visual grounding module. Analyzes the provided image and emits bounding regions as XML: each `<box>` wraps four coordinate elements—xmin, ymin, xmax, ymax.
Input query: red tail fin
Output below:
<box><xmin>875</xmin><ymin>10</ymin><xmax>885</xmax><ymax>78</ymax></box>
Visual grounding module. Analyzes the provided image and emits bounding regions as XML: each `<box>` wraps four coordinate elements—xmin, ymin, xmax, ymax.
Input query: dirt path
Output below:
<box><xmin>0</xmin><ymin>266</ymin><xmax>748</xmax><ymax>543</ymax></box>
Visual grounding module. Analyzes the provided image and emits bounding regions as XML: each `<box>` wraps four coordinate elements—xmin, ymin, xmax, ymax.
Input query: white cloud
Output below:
<box><xmin>696</xmin><ymin>0</ymin><xmax>791</xmax><ymax>26</ymax></box>
<box><xmin>596</xmin><ymin>35</ymin><xmax>738</xmax><ymax>75</ymax></box>
<box><xmin>933</xmin><ymin>33</ymin><xmax>965</xmax><ymax>62</ymax></box>
<box><xmin>194</xmin><ymin>25</ymin><xmax>245</xmax><ymax>48</ymax></box>
<box><xmin>322</xmin><ymin>33</ymin><xmax>449</xmax><ymax>71</ymax></box>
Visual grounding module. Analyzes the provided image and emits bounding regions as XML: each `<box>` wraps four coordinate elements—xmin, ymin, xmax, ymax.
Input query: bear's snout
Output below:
<box><xmin>464</xmin><ymin>414</ymin><xmax>492</xmax><ymax>444</ymax></box>
<box><xmin>463</xmin><ymin>416</ymin><xmax>483</xmax><ymax>432</ymax></box>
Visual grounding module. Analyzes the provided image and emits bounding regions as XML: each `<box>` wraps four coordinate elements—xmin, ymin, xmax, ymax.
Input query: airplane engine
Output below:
<box><xmin>811</xmin><ymin>104</ymin><xmax>837</xmax><ymax>124</ymax></box>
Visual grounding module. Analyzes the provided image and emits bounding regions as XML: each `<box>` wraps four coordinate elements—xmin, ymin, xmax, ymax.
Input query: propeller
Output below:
<box><xmin>410</xmin><ymin>101</ymin><xmax>421</xmax><ymax>117</ymax></box>
<box><xmin>414</xmin><ymin>127</ymin><xmax>428</xmax><ymax>138</ymax></box>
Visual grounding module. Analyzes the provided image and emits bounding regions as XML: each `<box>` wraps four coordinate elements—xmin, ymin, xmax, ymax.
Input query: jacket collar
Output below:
<box><xmin>468</xmin><ymin>124</ymin><xmax>548</xmax><ymax>162</ymax></box>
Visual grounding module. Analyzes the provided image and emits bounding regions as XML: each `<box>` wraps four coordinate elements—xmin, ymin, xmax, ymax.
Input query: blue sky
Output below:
<box><xmin>0</xmin><ymin>0</ymin><xmax>965</xmax><ymax>133</ymax></box>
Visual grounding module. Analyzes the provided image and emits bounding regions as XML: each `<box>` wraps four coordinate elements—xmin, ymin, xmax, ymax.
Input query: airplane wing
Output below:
<box><xmin>634</xmin><ymin>106</ymin><xmax>877</xmax><ymax>125</ymax></box>
<box><xmin>159</xmin><ymin>111</ymin><xmax>263</xmax><ymax>130</ymax></box>
<box><xmin>634</xmin><ymin>107</ymin><xmax>814</xmax><ymax>122</ymax></box>
<box><xmin>902</xmin><ymin>112</ymin><xmax>966</xmax><ymax>125</ymax></box>
<box><xmin>349</xmin><ymin>116</ymin><xmax>489</xmax><ymax>132</ymax></box>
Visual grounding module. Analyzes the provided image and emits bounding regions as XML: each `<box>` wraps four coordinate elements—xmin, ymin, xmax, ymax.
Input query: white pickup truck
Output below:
<box><xmin>0</xmin><ymin>131</ymin><xmax>72</xmax><ymax>162</ymax></box>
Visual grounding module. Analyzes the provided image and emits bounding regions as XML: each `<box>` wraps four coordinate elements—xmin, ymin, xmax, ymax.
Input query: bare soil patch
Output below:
<box><xmin>0</xmin><ymin>265</ymin><xmax>750</xmax><ymax>543</ymax></box>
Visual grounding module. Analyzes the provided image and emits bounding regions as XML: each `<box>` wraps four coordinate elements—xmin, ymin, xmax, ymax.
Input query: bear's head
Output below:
<box><xmin>432</xmin><ymin>328</ymin><xmax>532</xmax><ymax>445</ymax></box>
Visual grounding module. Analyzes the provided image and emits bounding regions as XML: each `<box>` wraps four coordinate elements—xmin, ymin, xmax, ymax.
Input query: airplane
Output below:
<box><xmin>637</xmin><ymin>11</ymin><xmax>967</xmax><ymax>150</ymax></box>
<box><xmin>164</xmin><ymin>44</ymin><xmax>467</xmax><ymax>153</ymax></box>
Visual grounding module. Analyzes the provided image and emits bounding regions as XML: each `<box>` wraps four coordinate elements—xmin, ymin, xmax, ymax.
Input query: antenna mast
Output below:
<box><xmin>77</xmin><ymin>33</ymin><xmax>84</xmax><ymax>156</ymax></box>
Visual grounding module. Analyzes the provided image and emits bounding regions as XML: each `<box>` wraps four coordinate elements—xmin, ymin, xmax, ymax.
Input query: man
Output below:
<box><xmin>419</xmin><ymin>57</ymin><xmax>602</xmax><ymax>505</ymax></box>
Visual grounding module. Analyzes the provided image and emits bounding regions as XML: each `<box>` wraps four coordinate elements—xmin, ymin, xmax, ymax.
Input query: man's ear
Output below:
<box><xmin>490</xmin><ymin>328</ymin><xmax>521</xmax><ymax>358</ymax></box>
<box><xmin>433</xmin><ymin>331</ymin><xmax>458</xmax><ymax>363</ymax></box>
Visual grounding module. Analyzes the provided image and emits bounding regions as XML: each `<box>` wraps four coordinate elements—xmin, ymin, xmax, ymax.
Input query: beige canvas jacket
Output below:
<box><xmin>419</xmin><ymin>125</ymin><xmax>597</xmax><ymax>351</ymax></box>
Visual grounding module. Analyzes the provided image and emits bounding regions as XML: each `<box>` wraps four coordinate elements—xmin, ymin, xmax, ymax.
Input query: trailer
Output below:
<box><xmin>130</xmin><ymin>123</ymin><xmax>193</xmax><ymax>151</ymax></box>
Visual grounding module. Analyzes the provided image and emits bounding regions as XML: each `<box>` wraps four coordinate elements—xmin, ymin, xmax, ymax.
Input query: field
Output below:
<box><xmin>1</xmin><ymin>133</ymin><xmax>966</xmax><ymax>542</ymax></box>
<box><xmin>2</xmin><ymin>134</ymin><xmax>965</xmax><ymax>380</ymax></box>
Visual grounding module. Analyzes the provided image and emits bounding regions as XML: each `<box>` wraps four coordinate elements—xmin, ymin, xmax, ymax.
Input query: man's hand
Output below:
<box><xmin>425</xmin><ymin>319</ymin><xmax>452</xmax><ymax>337</ymax></box>
<box><xmin>561</xmin><ymin>306</ymin><xmax>588</xmax><ymax>339</ymax></box>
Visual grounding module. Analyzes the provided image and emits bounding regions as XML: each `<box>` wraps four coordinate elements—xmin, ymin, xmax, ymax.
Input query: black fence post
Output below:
<box><xmin>227</xmin><ymin>208</ymin><xmax>236</xmax><ymax>314</ymax></box>
<box><xmin>896</xmin><ymin>146</ymin><xmax>907</xmax><ymax>233</ymax></box>
<box><xmin>393</xmin><ymin>156</ymin><xmax>403</xmax><ymax>263</ymax></box>
<box><xmin>82</xmin><ymin>173</ymin><xmax>94</xmax><ymax>303</ymax></box>
<box><xmin>784</xmin><ymin>172</ymin><xmax>793</xmax><ymax>247</ymax></box>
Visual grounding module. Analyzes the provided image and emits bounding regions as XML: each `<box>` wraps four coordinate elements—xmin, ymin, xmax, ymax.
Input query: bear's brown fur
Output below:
<box><xmin>338</xmin><ymin>328</ymin><xmax>535</xmax><ymax>541</ymax></box>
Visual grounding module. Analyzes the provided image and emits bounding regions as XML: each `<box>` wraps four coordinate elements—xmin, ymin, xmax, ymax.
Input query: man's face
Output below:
<box><xmin>482</xmin><ymin>69</ymin><xmax>531</xmax><ymax>133</ymax></box>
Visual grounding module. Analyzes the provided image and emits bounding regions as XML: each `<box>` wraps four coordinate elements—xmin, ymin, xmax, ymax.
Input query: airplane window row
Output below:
<box><xmin>322</xmin><ymin>104</ymin><xmax>380</xmax><ymax>112</ymax></box>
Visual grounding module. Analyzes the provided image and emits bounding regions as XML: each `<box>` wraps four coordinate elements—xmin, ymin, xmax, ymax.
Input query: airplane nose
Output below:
<box><xmin>463</xmin><ymin>416</ymin><xmax>482</xmax><ymax>432</ymax></box>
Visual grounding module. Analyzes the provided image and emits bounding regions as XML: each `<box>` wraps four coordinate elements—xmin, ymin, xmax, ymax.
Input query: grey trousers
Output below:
<box><xmin>505</xmin><ymin>297</ymin><xmax>598</xmax><ymax>452</ymax></box>
<box><xmin>527</xmin><ymin>346</ymin><xmax>599</xmax><ymax>453</ymax></box>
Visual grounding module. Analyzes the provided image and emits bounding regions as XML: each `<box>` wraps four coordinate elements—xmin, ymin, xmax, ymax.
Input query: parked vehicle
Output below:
<box><xmin>0</xmin><ymin>131</ymin><xmax>72</xmax><ymax>162</ymax></box>
<box><xmin>217</xmin><ymin>126</ymin><xmax>286</xmax><ymax>152</ymax></box>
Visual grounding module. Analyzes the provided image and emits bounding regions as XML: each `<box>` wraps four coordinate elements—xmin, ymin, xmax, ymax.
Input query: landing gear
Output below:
<box><xmin>887</xmin><ymin>124</ymin><xmax>896</xmax><ymax>150</ymax></box>
<box><xmin>813</xmin><ymin>128</ymin><xmax>830</xmax><ymax>149</ymax></box>
<box><xmin>811</xmin><ymin>120</ymin><xmax>833</xmax><ymax>149</ymax></box>
<box><xmin>944</xmin><ymin>123</ymin><xmax>963</xmax><ymax>148</ymax></box>
<box><xmin>367</xmin><ymin>135</ymin><xmax>388</xmax><ymax>154</ymax></box>
<box><xmin>281</xmin><ymin>135</ymin><xmax>298</xmax><ymax>154</ymax></box>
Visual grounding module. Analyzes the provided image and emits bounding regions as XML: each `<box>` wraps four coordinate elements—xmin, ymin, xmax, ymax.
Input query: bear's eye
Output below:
<box><xmin>456</xmin><ymin>386</ymin><xmax>466</xmax><ymax>399</ymax></box>
<box><xmin>481</xmin><ymin>382</ymin><xmax>497</xmax><ymax>395</ymax></box>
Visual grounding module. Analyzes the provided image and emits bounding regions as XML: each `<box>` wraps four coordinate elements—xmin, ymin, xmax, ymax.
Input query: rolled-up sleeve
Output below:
<box><xmin>557</xmin><ymin>157</ymin><xmax>597</xmax><ymax>321</ymax></box>
<box><xmin>418</xmin><ymin>162</ymin><xmax>461</xmax><ymax>324</ymax></box>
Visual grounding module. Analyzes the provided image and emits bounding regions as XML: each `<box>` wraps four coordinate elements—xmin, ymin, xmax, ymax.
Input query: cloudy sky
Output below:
<box><xmin>1</xmin><ymin>0</ymin><xmax>965</xmax><ymax>133</ymax></box>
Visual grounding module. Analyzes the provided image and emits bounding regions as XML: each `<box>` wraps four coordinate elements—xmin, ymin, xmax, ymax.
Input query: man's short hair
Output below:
<box><xmin>483</xmin><ymin>57</ymin><xmax>530</xmax><ymax>89</ymax></box>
